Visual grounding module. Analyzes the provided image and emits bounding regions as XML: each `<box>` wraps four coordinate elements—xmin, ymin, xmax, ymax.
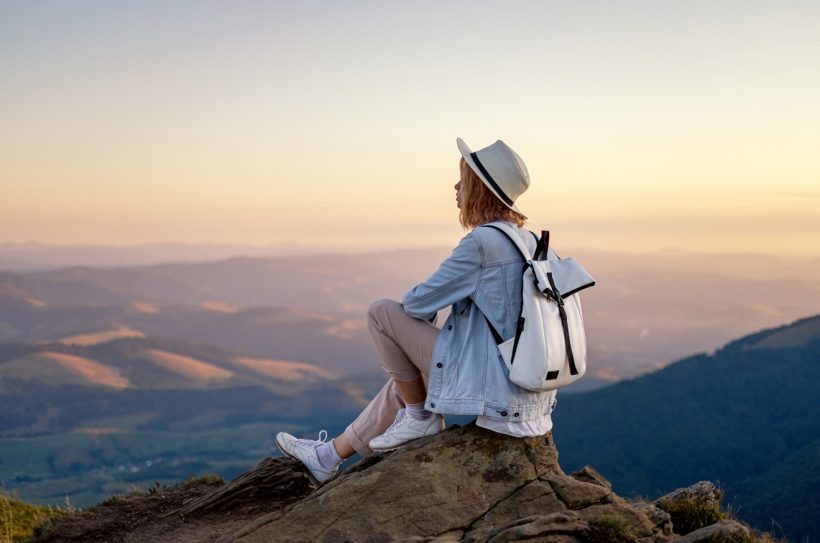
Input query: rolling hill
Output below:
<box><xmin>0</xmin><ymin>334</ymin><xmax>377</xmax><ymax>434</ymax></box>
<box><xmin>0</xmin><ymin>290</ymin><xmax>380</xmax><ymax>376</ymax></box>
<box><xmin>0</xmin><ymin>333</ymin><xmax>385</xmax><ymax>506</ymax></box>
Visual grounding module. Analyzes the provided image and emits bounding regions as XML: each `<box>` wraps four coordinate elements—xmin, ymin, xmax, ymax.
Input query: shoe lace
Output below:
<box><xmin>384</xmin><ymin>409</ymin><xmax>407</xmax><ymax>434</ymax></box>
<box><xmin>294</xmin><ymin>429</ymin><xmax>328</xmax><ymax>448</ymax></box>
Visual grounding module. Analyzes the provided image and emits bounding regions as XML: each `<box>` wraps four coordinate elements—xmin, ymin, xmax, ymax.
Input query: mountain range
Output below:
<box><xmin>2</xmin><ymin>246</ymin><xmax>819</xmax><ymax>539</ymax></box>
<box><xmin>3</xmin><ymin>246</ymin><xmax>820</xmax><ymax>382</ymax></box>
<box><xmin>552</xmin><ymin>313</ymin><xmax>820</xmax><ymax>543</ymax></box>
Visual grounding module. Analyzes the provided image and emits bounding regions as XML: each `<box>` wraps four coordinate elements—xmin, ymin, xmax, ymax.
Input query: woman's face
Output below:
<box><xmin>454</xmin><ymin>177</ymin><xmax>464</xmax><ymax>209</ymax></box>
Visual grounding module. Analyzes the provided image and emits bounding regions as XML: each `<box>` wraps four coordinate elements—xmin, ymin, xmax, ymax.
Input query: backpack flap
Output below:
<box><xmin>544</xmin><ymin>258</ymin><xmax>596</xmax><ymax>298</ymax></box>
<box><xmin>483</xmin><ymin>222</ymin><xmax>596</xmax><ymax>298</ymax></box>
<box><xmin>530</xmin><ymin>253</ymin><xmax>595</xmax><ymax>301</ymax></box>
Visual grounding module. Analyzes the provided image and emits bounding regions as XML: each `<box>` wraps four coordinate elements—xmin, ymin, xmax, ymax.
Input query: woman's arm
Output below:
<box><xmin>401</xmin><ymin>233</ymin><xmax>483</xmax><ymax>321</ymax></box>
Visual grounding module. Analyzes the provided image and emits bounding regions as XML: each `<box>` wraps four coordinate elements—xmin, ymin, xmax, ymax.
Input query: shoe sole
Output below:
<box><xmin>370</xmin><ymin>436</ymin><xmax>423</xmax><ymax>452</ymax></box>
<box><xmin>274</xmin><ymin>433</ymin><xmax>324</xmax><ymax>486</ymax></box>
<box><xmin>369</xmin><ymin>428</ymin><xmax>444</xmax><ymax>452</ymax></box>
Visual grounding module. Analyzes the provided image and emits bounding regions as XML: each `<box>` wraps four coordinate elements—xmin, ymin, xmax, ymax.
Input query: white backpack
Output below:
<box><xmin>481</xmin><ymin>222</ymin><xmax>596</xmax><ymax>392</ymax></box>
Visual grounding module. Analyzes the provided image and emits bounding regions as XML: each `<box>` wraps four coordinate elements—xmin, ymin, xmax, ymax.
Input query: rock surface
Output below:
<box><xmin>674</xmin><ymin>519</ymin><xmax>753</xmax><ymax>542</ymax></box>
<box><xmin>223</xmin><ymin>422</ymin><xmax>673</xmax><ymax>543</ymax></box>
<box><xmin>655</xmin><ymin>481</ymin><xmax>722</xmax><ymax>515</ymax></box>
<box><xmin>31</xmin><ymin>422</ymin><xmax>771</xmax><ymax>543</ymax></box>
<box><xmin>653</xmin><ymin>481</ymin><xmax>727</xmax><ymax>537</ymax></box>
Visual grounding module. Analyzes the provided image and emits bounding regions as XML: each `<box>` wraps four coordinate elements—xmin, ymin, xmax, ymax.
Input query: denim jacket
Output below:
<box><xmin>401</xmin><ymin>221</ymin><xmax>557</xmax><ymax>422</ymax></box>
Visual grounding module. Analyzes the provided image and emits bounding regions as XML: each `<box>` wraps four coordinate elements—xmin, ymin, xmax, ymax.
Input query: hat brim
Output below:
<box><xmin>456</xmin><ymin>137</ymin><xmax>522</xmax><ymax>214</ymax></box>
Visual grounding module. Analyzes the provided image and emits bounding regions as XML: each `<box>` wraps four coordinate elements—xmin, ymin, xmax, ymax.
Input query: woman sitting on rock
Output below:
<box><xmin>275</xmin><ymin>137</ymin><xmax>558</xmax><ymax>484</ymax></box>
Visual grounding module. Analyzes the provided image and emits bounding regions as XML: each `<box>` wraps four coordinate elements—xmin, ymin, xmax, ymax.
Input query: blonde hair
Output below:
<box><xmin>459</xmin><ymin>158</ymin><xmax>527</xmax><ymax>229</ymax></box>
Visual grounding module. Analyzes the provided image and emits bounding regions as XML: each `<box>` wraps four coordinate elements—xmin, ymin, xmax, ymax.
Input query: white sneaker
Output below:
<box><xmin>369</xmin><ymin>409</ymin><xmax>445</xmax><ymax>451</ymax></box>
<box><xmin>274</xmin><ymin>430</ymin><xmax>339</xmax><ymax>485</ymax></box>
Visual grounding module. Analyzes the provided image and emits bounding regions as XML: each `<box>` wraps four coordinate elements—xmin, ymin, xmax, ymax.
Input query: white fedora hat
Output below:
<box><xmin>457</xmin><ymin>137</ymin><xmax>530</xmax><ymax>214</ymax></box>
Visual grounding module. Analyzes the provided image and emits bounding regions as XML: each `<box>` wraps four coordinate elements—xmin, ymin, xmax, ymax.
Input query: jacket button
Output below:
<box><xmin>500</xmin><ymin>411</ymin><xmax>508</xmax><ymax>417</ymax></box>
<box><xmin>447</xmin><ymin>325</ymin><xmax>453</xmax><ymax>330</ymax></box>
<box><xmin>430</xmin><ymin>402</ymin><xmax>435</xmax><ymax>408</ymax></box>
<box><xmin>436</xmin><ymin>362</ymin><xmax>443</xmax><ymax>368</ymax></box>
<box><xmin>513</xmin><ymin>412</ymin><xmax>520</xmax><ymax>417</ymax></box>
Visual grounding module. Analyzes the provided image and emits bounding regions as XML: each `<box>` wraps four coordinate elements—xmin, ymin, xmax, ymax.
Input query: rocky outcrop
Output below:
<box><xmin>173</xmin><ymin>456</ymin><xmax>315</xmax><ymax>517</ymax></box>
<box><xmin>674</xmin><ymin>520</ymin><xmax>754</xmax><ymax>543</ymax></box>
<box><xmin>31</xmin><ymin>422</ymin><xmax>771</xmax><ymax>543</ymax></box>
<box><xmin>222</xmin><ymin>422</ymin><xmax>674</xmax><ymax>543</ymax></box>
<box><xmin>653</xmin><ymin>481</ymin><xmax>726</xmax><ymax>537</ymax></box>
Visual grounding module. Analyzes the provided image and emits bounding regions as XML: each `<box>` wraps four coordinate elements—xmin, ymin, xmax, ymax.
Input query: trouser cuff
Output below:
<box><xmin>343</xmin><ymin>424</ymin><xmax>374</xmax><ymax>458</ymax></box>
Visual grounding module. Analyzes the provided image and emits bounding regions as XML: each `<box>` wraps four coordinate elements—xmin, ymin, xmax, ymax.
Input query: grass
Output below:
<box><xmin>655</xmin><ymin>492</ymin><xmax>727</xmax><ymax>535</ymax></box>
<box><xmin>647</xmin><ymin>483</ymin><xmax>789</xmax><ymax>543</ymax></box>
<box><xmin>0</xmin><ymin>493</ymin><xmax>73</xmax><ymax>543</ymax></box>
<box><xmin>94</xmin><ymin>473</ymin><xmax>224</xmax><ymax>509</ymax></box>
<box><xmin>582</xmin><ymin>515</ymin><xmax>635</xmax><ymax>543</ymax></box>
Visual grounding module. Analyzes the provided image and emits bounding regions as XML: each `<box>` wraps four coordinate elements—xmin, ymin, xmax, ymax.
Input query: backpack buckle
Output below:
<box><xmin>543</xmin><ymin>287</ymin><xmax>564</xmax><ymax>305</ymax></box>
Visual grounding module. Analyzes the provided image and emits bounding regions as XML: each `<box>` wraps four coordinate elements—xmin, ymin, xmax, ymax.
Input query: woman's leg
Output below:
<box><xmin>367</xmin><ymin>298</ymin><xmax>437</xmax><ymax>398</ymax></box>
<box><xmin>340</xmin><ymin>298</ymin><xmax>439</xmax><ymax>457</ymax></box>
<box><xmin>331</xmin><ymin>433</ymin><xmax>356</xmax><ymax>459</ymax></box>
<box><xmin>275</xmin><ymin>299</ymin><xmax>439</xmax><ymax>481</ymax></box>
<box><xmin>339</xmin><ymin>378</ymin><xmax>412</xmax><ymax>458</ymax></box>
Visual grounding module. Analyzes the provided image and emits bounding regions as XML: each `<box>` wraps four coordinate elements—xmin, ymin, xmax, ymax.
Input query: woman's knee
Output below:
<box><xmin>367</xmin><ymin>298</ymin><xmax>401</xmax><ymax>323</ymax></box>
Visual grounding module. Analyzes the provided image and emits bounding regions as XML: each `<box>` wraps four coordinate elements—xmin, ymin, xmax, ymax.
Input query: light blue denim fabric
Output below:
<box><xmin>401</xmin><ymin>220</ymin><xmax>558</xmax><ymax>422</ymax></box>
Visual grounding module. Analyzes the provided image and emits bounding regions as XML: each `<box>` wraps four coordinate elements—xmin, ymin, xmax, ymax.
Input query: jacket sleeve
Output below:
<box><xmin>401</xmin><ymin>233</ymin><xmax>483</xmax><ymax>321</ymax></box>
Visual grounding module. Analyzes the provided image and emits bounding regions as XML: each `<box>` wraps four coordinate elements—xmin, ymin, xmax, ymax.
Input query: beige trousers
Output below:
<box><xmin>342</xmin><ymin>298</ymin><xmax>440</xmax><ymax>457</ymax></box>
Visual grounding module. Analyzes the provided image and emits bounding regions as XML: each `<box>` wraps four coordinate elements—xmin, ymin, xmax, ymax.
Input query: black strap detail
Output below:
<box><xmin>510</xmin><ymin>316</ymin><xmax>525</xmax><ymax>362</ymax></box>
<box><xmin>485</xmin><ymin>314</ymin><xmax>503</xmax><ymax>344</ymax></box>
<box><xmin>533</xmin><ymin>230</ymin><xmax>562</xmax><ymax>261</ymax></box>
<box><xmin>546</xmin><ymin>271</ymin><xmax>578</xmax><ymax>376</ymax></box>
<box><xmin>546</xmin><ymin>370</ymin><xmax>560</xmax><ymax>380</ymax></box>
<box><xmin>561</xmin><ymin>281</ymin><xmax>596</xmax><ymax>298</ymax></box>
<box><xmin>533</xmin><ymin>230</ymin><xmax>550</xmax><ymax>260</ymax></box>
<box><xmin>470</xmin><ymin>152</ymin><xmax>514</xmax><ymax>207</ymax></box>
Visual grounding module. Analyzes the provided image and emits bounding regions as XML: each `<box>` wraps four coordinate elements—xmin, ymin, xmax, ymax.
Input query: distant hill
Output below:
<box><xmin>0</xmin><ymin>241</ymin><xmax>405</xmax><ymax>271</ymax></box>
<box><xmin>0</xmin><ymin>335</ymin><xmax>376</xmax><ymax>434</ymax></box>
<box><xmin>552</xmin><ymin>313</ymin><xmax>820</xmax><ymax>543</ymax></box>
<box><xmin>26</xmin><ymin>250</ymin><xmax>451</xmax><ymax>314</ymax></box>
<box><xmin>0</xmin><ymin>334</ymin><xmax>385</xmax><ymax>506</ymax></box>
<box><xmin>4</xmin><ymin>248</ymin><xmax>820</xmax><ymax>382</ymax></box>
<box><xmin>0</xmin><ymin>301</ymin><xmax>381</xmax><ymax>378</ymax></box>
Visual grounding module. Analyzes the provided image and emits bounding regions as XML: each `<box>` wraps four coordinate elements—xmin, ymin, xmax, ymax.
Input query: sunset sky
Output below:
<box><xmin>1</xmin><ymin>1</ymin><xmax>818</xmax><ymax>256</ymax></box>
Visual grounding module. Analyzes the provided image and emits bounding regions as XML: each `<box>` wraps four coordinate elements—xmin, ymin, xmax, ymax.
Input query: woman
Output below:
<box><xmin>275</xmin><ymin>137</ymin><xmax>558</xmax><ymax>484</ymax></box>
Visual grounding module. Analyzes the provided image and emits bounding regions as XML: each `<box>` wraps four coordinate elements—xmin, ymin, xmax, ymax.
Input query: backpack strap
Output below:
<box><xmin>478</xmin><ymin>222</ymin><xmax>535</xmax><ymax>345</ymax></box>
<box><xmin>545</xmin><ymin>270</ymin><xmax>579</xmax><ymax>377</ymax></box>
<box><xmin>533</xmin><ymin>230</ymin><xmax>550</xmax><ymax>261</ymax></box>
<box><xmin>484</xmin><ymin>222</ymin><xmax>555</xmax><ymax>262</ymax></box>
<box><xmin>482</xmin><ymin>222</ymin><xmax>534</xmax><ymax>262</ymax></box>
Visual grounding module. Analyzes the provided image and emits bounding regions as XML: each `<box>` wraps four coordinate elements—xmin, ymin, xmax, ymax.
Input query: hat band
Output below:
<box><xmin>470</xmin><ymin>152</ymin><xmax>514</xmax><ymax>207</ymax></box>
